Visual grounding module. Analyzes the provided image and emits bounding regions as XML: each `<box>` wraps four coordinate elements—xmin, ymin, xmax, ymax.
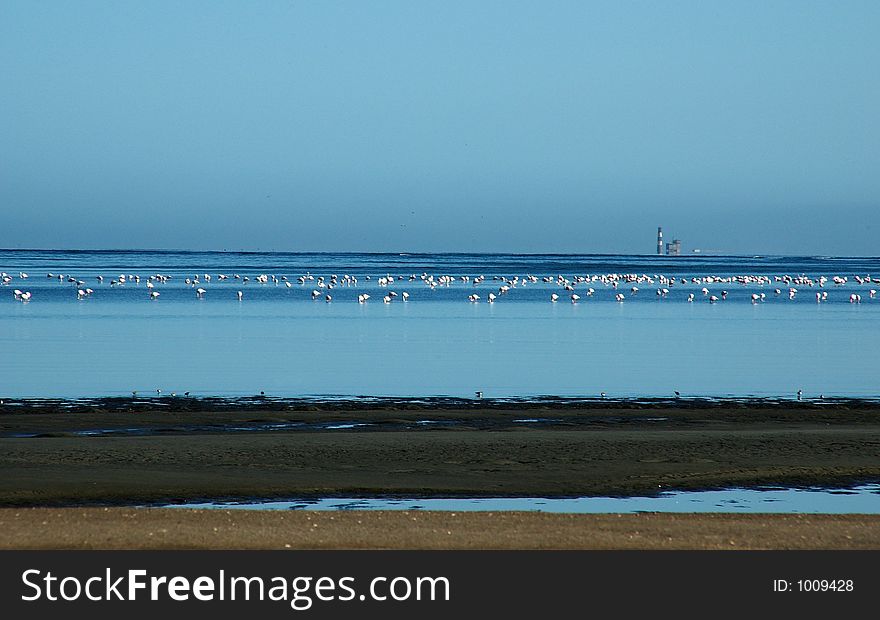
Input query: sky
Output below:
<box><xmin>1</xmin><ymin>1</ymin><xmax>878</xmax><ymax>255</ymax></box>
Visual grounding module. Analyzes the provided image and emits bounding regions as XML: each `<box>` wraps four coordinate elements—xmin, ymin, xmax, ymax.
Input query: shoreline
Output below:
<box><xmin>4</xmin><ymin>394</ymin><xmax>878</xmax><ymax>412</ymax></box>
<box><xmin>2</xmin><ymin>402</ymin><xmax>879</xmax><ymax>507</ymax></box>
<box><xmin>3</xmin><ymin>399</ymin><xmax>880</xmax><ymax>550</ymax></box>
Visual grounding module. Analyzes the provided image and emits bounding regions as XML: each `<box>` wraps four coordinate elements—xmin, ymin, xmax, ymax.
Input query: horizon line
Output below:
<box><xmin>0</xmin><ymin>247</ymin><xmax>878</xmax><ymax>260</ymax></box>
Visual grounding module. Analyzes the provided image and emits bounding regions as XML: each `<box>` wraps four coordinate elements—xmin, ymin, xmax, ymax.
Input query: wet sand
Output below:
<box><xmin>1</xmin><ymin>400</ymin><xmax>879</xmax><ymax>506</ymax></box>
<box><xmin>1</xmin><ymin>508</ymin><xmax>878</xmax><ymax>549</ymax></box>
<box><xmin>2</xmin><ymin>400</ymin><xmax>880</xmax><ymax>549</ymax></box>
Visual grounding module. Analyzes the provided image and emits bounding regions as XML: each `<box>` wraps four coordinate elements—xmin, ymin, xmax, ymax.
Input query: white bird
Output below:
<box><xmin>615</xmin><ymin>293</ymin><xmax>625</xmax><ymax>302</ymax></box>
<box><xmin>237</xmin><ymin>291</ymin><xmax>243</xmax><ymax>301</ymax></box>
<box><xmin>77</xmin><ymin>289</ymin><xmax>87</xmax><ymax>299</ymax></box>
<box><xmin>312</xmin><ymin>290</ymin><xmax>321</xmax><ymax>299</ymax></box>
<box><xmin>325</xmin><ymin>294</ymin><xmax>332</xmax><ymax>302</ymax></box>
<box><xmin>488</xmin><ymin>293</ymin><xmax>496</xmax><ymax>303</ymax></box>
<box><xmin>571</xmin><ymin>294</ymin><xmax>580</xmax><ymax>303</ymax></box>
<box><xmin>196</xmin><ymin>288</ymin><xmax>207</xmax><ymax>297</ymax></box>
<box><xmin>687</xmin><ymin>293</ymin><xmax>695</xmax><ymax>302</ymax></box>
<box><xmin>402</xmin><ymin>292</ymin><xmax>409</xmax><ymax>301</ymax></box>
<box><xmin>550</xmin><ymin>293</ymin><xmax>559</xmax><ymax>302</ymax></box>
<box><xmin>150</xmin><ymin>291</ymin><xmax>160</xmax><ymax>300</ymax></box>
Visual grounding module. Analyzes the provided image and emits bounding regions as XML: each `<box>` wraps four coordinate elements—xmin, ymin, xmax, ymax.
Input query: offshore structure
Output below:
<box><xmin>657</xmin><ymin>227</ymin><xmax>682</xmax><ymax>256</ymax></box>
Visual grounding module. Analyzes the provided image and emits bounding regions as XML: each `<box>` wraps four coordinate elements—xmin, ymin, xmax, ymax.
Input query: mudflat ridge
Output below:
<box><xmin>2</xmin><ymin>400</ymin><xmax>879</xmax><ymax>506</ymax></box>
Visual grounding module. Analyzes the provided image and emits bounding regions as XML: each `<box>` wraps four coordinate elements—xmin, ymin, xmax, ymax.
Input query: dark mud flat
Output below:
<box><xmin>1</xmin><ymin>398</ymin><xmax>880</xmax><ymax>506</ymax></box>
<box><xmin>2</xmin><ymin>395</ymin><xmax>879</xmax><ymax>436</ymax></box>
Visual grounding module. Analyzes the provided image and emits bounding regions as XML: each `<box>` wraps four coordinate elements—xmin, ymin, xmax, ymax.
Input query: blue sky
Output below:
<box><xmin>1</xmin><ymin>1</ymin><xmax>878</xmax><ymax>254</ymax></box>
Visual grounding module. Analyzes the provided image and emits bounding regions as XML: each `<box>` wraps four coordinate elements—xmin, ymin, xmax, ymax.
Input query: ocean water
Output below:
<box><xmin>1</xmin><ymin>250</ymin><xmax>879</xmax><ymax>399</ymax></box>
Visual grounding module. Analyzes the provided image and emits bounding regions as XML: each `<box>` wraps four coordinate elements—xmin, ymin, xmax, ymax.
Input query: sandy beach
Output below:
<box><xmin>2</xmin><ymin>399</ymin><xmax>879</xmax><ymax>549</ymax></box>
<box><xmin>2</xmin><ymin>508</ymin><xmax>879</xmax><ymax>550</ymax></box>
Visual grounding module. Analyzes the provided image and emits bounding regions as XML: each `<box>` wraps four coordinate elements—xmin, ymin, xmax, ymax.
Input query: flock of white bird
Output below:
<box><xmin>2</xmin><ymin>269</ymin><xmax>878</xmax><ymax>305</ymax></box>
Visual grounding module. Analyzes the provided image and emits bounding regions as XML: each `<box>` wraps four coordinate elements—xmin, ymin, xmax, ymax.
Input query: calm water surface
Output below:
<box><xmin>163</xmin><ymin>484</ymin><xmax>880</xmax><ymax>514</ymax></box>
<box><xmin>2</xmin><ymin>250</ymin><xmax>878</xmax><ymax>399</ymax></box>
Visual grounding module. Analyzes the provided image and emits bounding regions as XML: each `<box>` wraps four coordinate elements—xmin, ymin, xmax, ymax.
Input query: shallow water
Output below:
<box><xmin>161</xmin><ymin>484</ymin><xmax>880</xmax><ymax>514</ymax></box>
<box><xmin>2</xmin><ymin>250</ymin><xmax>879</xmax><ymax>399</ymax></box>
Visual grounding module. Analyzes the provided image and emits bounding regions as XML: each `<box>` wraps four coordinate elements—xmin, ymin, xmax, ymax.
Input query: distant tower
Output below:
<box><xmin>657</xmin><ymin>227</ymin><xmax>663</xmax><ymax>255</ymax></box>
